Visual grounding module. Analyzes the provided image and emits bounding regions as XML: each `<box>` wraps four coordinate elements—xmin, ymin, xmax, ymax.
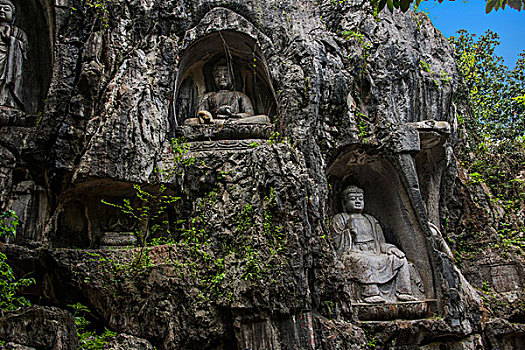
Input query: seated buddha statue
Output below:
<box><xmin>184</xmin><ymin>60</ymin><xmax>270</xmax><ymax>126</ymax></box>
<box><xmin>332</xmin><ymin>185</ymin><xmax>418</xmax><ymax>303</ymax></box>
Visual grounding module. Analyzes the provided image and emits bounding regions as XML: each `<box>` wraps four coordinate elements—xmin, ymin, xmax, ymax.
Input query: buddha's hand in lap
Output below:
<box><xmin>217</xmin><ymin>105</ymin><xmax>233</xmax><ymax>116</ymax></box>
<box><xmin>386</xmin><ymin>246</ymin><xmax>405</xmax><ymax>259</ymax></box>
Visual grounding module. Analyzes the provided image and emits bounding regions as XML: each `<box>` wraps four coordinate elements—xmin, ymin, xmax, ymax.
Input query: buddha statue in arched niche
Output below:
<box><xmin>332</xmin><ymin>185</ymin><xmax>423</xmax><ymax>303</ymax></box>
<box><xmin>183</xmin><ymin>59</ymin><xmax>270</xmax><ymax>126</ymax></box>
<box><xmin>0</xmin><ymin>0</ymin><xmax>27</xmax><ymax>111</ymax></box>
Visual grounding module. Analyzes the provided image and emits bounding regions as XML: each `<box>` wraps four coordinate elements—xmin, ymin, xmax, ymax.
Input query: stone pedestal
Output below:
<box><xmin>176</xmin><ymin>123</ymin><xmax>274</xmax><ymax>141</ymax></box>
<box><xmin>353</xmin><ymin>300</ymin><xmax>438</xmax><ymax>321</ymax></box>
<box><xmin>99</xmin><ymin>232</ymin><xmax>137</xmax><ymax>249</ymax></box>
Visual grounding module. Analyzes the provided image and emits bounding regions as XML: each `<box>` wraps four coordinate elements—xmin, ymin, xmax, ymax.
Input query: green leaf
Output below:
<box><xmin>485</xmin><ymin>0</ymin><xmax>498</xmax><ymax>13</ymax></box>
<box><xmin>400</xmin><ymin>0</ymin><xmax>411</xmax><ymax>11</ymax></box>
<box><xmin>508</xmin><ymin>0</ymin><xmax>523</xmax><ymax>10</ymax></box>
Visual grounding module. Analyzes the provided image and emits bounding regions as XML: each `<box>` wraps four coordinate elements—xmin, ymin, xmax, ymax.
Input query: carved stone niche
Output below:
<box><xmin>0</xmin><ymin>0</ymin><xmax>52</xmax><ymax>121</ymax></box>
<box><xmin>327</xmin><ymin>151</ymin><xmax>438</xmax><ymax>320</ymax></box>
<box><xmin>50</xmin><ymin>180</ymin><xmax>151</xmax><ymax>249</ymax></box>
<box><xmin>172</xmin><ymin>8</ymin><xmax>277</xmax><ymax>143</ymax></box>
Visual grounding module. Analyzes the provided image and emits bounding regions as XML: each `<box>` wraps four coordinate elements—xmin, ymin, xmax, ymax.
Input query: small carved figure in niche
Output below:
<box><xmin>99</xmin><ymin>214</ymin><xmax>138</xmax><ymax>248</ymax></box>
<box><xmin>104</xmin><ymin>215</ymin><xmax>138</xmax><ymax>233</ymax></box>
<box><xmin>429</xmin><ymin>222</ymin><xmax>454</xmax><ymax>260</ymax></box>
<box><xmin>184</xmin><ymin>59</ymin><xmax>270</xmax><ymax>126</ymax></box>
<box><xmin>0</xmin><ymin>0</ymin><xmax>26</xmax><ymax>111</ymax></box>
<box><xmin>332</xmin><ymin>186</ymin><xmax>418</xmax><ymax>303</ymax></box>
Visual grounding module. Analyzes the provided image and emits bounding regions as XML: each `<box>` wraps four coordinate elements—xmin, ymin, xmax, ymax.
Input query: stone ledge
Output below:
<box><xmin>353</xmin><ymin>299</ymin><xmax>438</xmax><ymax>320</ymax></box>
<box><xmin>0</xmin><ymin>108</ymin><xmax>38</xmax><ymax>127</ymax></box>
<box><xmin>187</xmin><ymin>139</ymin><xmax>268</xmax><ymax>152</ymax></box>
<box><xmin>0</xmin><ymin>306</ymin><xmax>78</xmax><ymax>350</ymax></box>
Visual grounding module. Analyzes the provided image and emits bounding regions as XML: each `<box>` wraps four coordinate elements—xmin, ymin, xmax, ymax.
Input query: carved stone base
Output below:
<box><xmin>99</xmin><ymin>232</ymin><xmax>137</xmax><ymax>249</ymax></box>
<box><xmin>353</xmin><ymin>299</ymin><xmax>437</xmax><ymax>320</ymax></box>
<box><xmin>176</xmin><ymin>123</ymin><xmax>274</xmax><ymax>141</ymax></box>
<box><xmin>188</xmin><ymin>139</ymin><xmax>268</xmax><ymax>152</ymax></box>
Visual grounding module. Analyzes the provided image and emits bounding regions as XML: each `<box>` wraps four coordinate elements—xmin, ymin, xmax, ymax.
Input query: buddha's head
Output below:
<box><xmin>342</xmin><ymin>185</ymin><xmax>364</xmax><ymax>213</ymax></box>
<box><xmin>0</xmin><ymin>0</ymin><xmax>14</xmax><ymax>24</ymax></box>
<box><xmin>212</xmin><ymin>60</ymin><xmax>233</xmax><ymax>90</ymax></box>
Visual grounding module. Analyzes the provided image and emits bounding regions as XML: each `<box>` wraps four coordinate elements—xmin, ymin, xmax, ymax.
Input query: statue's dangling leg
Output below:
<box><xmin>362</xmin><ymin>284</ymin><xmax>386</xmax><ymax>303</ymax></box>
<box><xmin>396</xmin><ymin>261</ymin><xmax>417</xmax><ymax>302</ymax></box>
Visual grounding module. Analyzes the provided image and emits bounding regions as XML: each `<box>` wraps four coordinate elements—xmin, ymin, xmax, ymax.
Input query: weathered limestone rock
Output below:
<box><xmin>0</xmin><ymin>0</ymin><xmax>521</xmax><ymax>348</ymax></box>
<box><xmin>3</xmin><ymin>343</ymin><xmax>37</xmax><ymax>350</ymax></box>
<box><xmin>484</xmin><ymin>318</ymin><xmax>525</xmax><ymax>349</ymax></box>
<box><xmin>0</xmin><ymin>306</ymin><xmax>78</xmax><ymax>350</ymax></box>
<box><xmin>102</xmin><ymin>334</ymin><xmax>155</xmax><ymax>350</ymax></box>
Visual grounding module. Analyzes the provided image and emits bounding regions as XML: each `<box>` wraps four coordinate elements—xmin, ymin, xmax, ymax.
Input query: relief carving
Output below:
<box><xmin>184</xmin><ymin>59</ymin><xmax>270</xmax><ymax>126</ymax></box>
<box><xmin>99</xmin><ymin>214</ymin><xmax>138</xmax><ymax>248</ymax></box>
<box><xmin>332</xmin><ymin>185</ymin><xmax>422</xmax><ymax>303</ymax></box>
<box><xmin>0</xmin><ymin>0</ymin><xmax>26</xmax><ymax>111</ymax></box>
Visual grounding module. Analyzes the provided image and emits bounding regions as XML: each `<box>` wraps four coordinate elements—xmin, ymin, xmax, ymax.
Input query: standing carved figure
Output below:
<box><xmin>332</xmin><ymin>186</ymin><xmax>418</xmax><ymax>303</ymax></box>
<box><xmin>0</xmin><ymin>0</ymin><xmax>26</xmax><ymax>110</ymax></box>
<box><xmin>184</xmin><ymin>59</ymin><xmax>269</xmax><ymax>125</ymax></box>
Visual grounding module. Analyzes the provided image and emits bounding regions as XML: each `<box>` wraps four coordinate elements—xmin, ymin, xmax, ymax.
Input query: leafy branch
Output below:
<box><xmin>370</xmin><ymin>0</ymin><xmax>523</xmax><ymax>13</ymax></box>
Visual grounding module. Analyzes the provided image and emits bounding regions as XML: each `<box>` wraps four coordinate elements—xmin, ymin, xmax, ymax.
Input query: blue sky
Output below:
<box><xmin>419</xmin><ymin>0</ymin><xmax>524</xmax><ymax>68</ymax></box>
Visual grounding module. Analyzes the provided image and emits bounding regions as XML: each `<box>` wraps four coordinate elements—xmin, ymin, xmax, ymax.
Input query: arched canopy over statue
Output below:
<box><xmin>0</xmin><ymin>0</ymin><xmax>26</xmax><ymax>111</ymax></box>
<box><xmin>332</xmin><ymin>185</ymin><xmax>422</xmax><ymax>303</ymax></box>
<box><xmin>183</xmin><ymin>59</ymin><xmax>270</xmax><ymax>126</ymax></box>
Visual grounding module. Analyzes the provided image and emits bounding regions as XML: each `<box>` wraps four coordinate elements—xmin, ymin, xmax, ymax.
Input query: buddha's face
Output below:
<box><xmin>343</xmin><ymin>192</ymin><xmax>364</xmax><ymax>213</ymax></box>
<box><xmin>212</xmin><ymin>65</ymin><xmax>232</xmax><ymax>90</ymax></box>
<box><xmin>0</xmin><ymin>3</ymin><xmax>13</xmax><ymax>23</ymax></box>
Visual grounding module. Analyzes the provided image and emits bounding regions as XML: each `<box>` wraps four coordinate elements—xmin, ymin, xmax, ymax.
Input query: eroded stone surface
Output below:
<box><xmin>102</xmin><ymin>334</ymin><xmax>155</xmax><ymax>350</ymax></box>
<box><xmin>0</xmin><ymin>0</ymin><xmax>521</xmax><ymax>348</ymax></box>
<box><xmin>3</xmin><ymin>343</ymin><xmax>37</xmax><ymax>350</ymax></box>
<box><xmin>0</xmin><ymin>306</ymin><xmax>78</xmax><ymax>350</ymax></box>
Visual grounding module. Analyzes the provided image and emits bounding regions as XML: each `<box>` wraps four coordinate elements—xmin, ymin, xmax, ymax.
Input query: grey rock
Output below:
<box><xmin>3</xmin><ymin>343</ymin><xmax>37</xmax><ymax>350</ymax></box>
<box><xmin>0</xmin><ymin>306</ymin><xmax>78</xmax><ymax>350</ymax></box>
<box><xmin>484</xmin><ymin>318</ymin><xmax>525</xmax><ymax>349</ymax></box>
<box><xmin>102</xmin><ymin>334</ymin><xmax>154</xmax><ymax>350</ymax></box>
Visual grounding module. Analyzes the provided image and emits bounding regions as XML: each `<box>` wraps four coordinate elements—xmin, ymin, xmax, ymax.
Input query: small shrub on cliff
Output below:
<box><xmin>69</xmin><ymin>302</ymin><xmax>117</xmax><ymax>349</ymax></box>
<box><xmin>0</xmin><ymin>210</ymin><xmax>35</xmax><ymax>313</ymax></box>
<box><xmin>371</xmin><ymin>0</ymin><xmax>524</xmax><ymax>13</ymax></box>
<box><xmin>102</xmin><ymin>138</ymin><xmax>192</xmax><ymax>267</ymax></box>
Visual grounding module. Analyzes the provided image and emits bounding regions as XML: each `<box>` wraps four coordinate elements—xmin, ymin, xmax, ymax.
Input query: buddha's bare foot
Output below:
<box><xmin>397</xmin><ymin>294</ymin><xmax>417</xmax><ymax>302</ymax></box>
<box><xmin>363</xmin><ymin>295</ymin><xmax>386</xmax><ymax>303</ymax></box>
<box><xmin>198</xmin><ymin>110</ymin><xmax>213</xmax><ymax>124</ymax></box>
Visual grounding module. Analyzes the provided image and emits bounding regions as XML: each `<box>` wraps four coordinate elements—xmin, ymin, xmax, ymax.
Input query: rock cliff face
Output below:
<box><xmin>0</xmin><ymin>0</ymin><xmax>523</xmax><ymax>349</ymax></box>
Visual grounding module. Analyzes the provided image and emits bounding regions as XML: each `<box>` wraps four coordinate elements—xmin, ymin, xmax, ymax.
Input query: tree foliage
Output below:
<box><xmin>371</xmin><ymin>0</ymin><xmax>524</xmax><ymax>13</ymax></box>
<box><xmin>451</xmin><ymin>30</ymin><xmax>525</xmax><ymax>141</ymax></box>
<box><xmin>451</xmin><ymin>30</ymin><xmax>525</xmax><ymax>254</ymax></box>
